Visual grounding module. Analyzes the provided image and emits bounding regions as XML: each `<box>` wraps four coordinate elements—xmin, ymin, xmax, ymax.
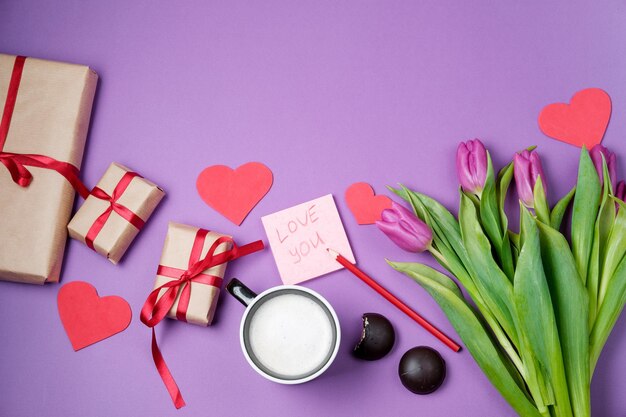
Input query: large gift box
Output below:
<box><xmin>0</xmin><ymin>54</ymin><xmax>98</xmax><ymax>284</ymax></box>
<box><xmin>67</xmin><ymin>162</ymin><xmax>165</xmax><ymax>264</ymax></box>
<box><xmin>152</xmin><ymin>222</ymin><xmax>233</xmax><ymax>326</ymax></box>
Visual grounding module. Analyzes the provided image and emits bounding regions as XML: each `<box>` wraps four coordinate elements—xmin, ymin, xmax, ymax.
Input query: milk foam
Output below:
<box><xmin>248</xmin><ymin>293</ymin><xmax>334</xmax><ymax>378</ymax></box>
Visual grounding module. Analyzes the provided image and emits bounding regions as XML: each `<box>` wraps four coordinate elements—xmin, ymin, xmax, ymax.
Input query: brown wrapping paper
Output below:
<box><xmin>67</xmin><ymin>162</ymin><xmax>165</xmax><ymax>264</ymax></box>
<box><xmin>153</xmin><ymin>222</ymin><xmax>233</xmax><ymax>326</ymax></box>
<box><xmin>0</xmin><ymin>54</ymin><xmax>98</xmax><ymax>284</ymax></box>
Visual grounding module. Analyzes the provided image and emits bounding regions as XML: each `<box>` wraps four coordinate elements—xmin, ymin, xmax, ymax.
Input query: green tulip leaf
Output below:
<box><xmin>536</xmin><ymin>221</ymin><xmax>590</xmax><ymax>417</ymax></box>
<box><xmin>571</xmin><ymin>148</ymin><xmax>601</xmax><ymax>284</ymax></box>
<box><xmin>459</xmin><ymin>192</ymin><xmax>519</xmax><ymax>347</ymax></box>
<box><xmin>550</xmin><ymin>187</ymin><xmax>576</xmax><ymax>231</ymax></box>
<box><xmin>496</xmin><ymin>160</ymin><xmax>514</xmax><ymax>234</ymax></box>
<box><xmin>589</xmin><ymin>198</ymin><xmax>626</xmax><ymax>371</ymax></box>
<box><xmin>389</xmin><ymin>261</ymin><xmax>542</xmax><ymax>417</ymax></box>
<box><xmin>590</xmin><ymin>237</ymin><xmax>626</xmax><ymax>372</ymax></box>
<box><xmin>481</xmin><ymin>153</ymin><xmax>514</xmax><ymax>279</ymax></box>
<box><xmin>587</xmin><ymin>168</ymin><xmax>615</xmax><ymax>327</ymax></box>
<box><xmin>516</xmin><ymin>208</ymin><xmax>572</xmax><ymax>417</ymax></box>
<box><xmin>533</xmin><ymin>177</ymin><xmax>551</xmax><ymax>226</ymax></box>
<box><xmin>480</xmin><ymin>153</ymin><xmax>503</xmax><ymax>246</ymax></box>
<box><xmin>598</xmin><ymin>199</ymin><xmax>626</xmax><ymax>309</ymax></box>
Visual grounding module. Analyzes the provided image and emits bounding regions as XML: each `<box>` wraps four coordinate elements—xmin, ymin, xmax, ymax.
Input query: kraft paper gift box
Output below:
<box><xmin>141</xmin><ymin>224</ymin><xmax>262</xmax><ymax>409</ymax></box>
<box><xmin>67</xmin><ymin>162</ymin><xmax>165</xmax><ymax>264</ymax></box>
<box><xmin>0</xmin><ymin>54</ymin><xmax>98</xmax><ymax>284</ymax></box>
<box><xmin>152</xmin><ymin>222</ymin><xmax>233</xmax><ymax>326</ymax></box>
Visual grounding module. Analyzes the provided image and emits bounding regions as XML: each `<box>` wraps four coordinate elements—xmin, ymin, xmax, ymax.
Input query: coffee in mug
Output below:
<box><xmin>227</xmin><ymin>279</ymin><xmax>341</xmax><ymax>384</ymax></box>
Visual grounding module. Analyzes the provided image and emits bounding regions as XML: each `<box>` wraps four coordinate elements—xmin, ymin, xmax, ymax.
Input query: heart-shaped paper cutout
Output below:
<box><xmin>196</xmin><ymin>162</ymin><xmax>273</xmax><ymax>225</ymax></box>
<box><xmin>538</xmin><ymin>88</ymin><xmax>611</xmax><ymax>148</ymax></box>
<box><xmin>345</xmin><ymin>182</ymin><xmax>392</xmax><ymax>225</ymax></box>
<box><xmin>58</xmin><ymin>281</ymin><xmax>132</xmax><ymax>351</ymax></box>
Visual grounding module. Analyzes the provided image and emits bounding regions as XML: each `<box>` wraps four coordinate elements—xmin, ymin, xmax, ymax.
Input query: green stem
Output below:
<box><xmin>430</xmin><ymin>246</ymin><xmax>526</xmax><ymax>379</ymax></box>
<box><xmin>481</xmin><ymin>307</ymin><xmax>526</xmax><ymax>377</ymax></box>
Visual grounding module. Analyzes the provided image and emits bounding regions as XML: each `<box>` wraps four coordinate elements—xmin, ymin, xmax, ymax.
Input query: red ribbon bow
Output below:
<box><xmin>85</xmin><ymin>171</ymin><xmax>146</xmax><ymax>250</ymax></box>
<box><xmin>140</xmin><ymin>229</ymin><xmax>264</xmax><ymax>409</ymax></box>
<box><xmin>1</xmin><ymin>55</ymin><xmax>90</xmax><ymax>198</ymax></box>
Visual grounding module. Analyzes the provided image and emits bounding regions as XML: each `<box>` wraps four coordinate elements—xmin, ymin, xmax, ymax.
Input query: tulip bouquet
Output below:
<box><xmin>378</xmin><ymin>140</ymin><xmax>626</xmax><ymax>417</ymax></box>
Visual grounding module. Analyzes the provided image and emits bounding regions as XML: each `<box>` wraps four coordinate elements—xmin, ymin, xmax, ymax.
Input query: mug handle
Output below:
<box><xmin>226</xmin><ymin>278</ymin><xmax>258</xmax><ymax>307</ymax></box>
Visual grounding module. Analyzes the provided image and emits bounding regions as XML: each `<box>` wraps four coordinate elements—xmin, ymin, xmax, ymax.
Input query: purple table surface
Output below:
<box><xmin>1</xmin><ymin>1</ymin><xmax>625</xmax><ymax>416</ymax></box>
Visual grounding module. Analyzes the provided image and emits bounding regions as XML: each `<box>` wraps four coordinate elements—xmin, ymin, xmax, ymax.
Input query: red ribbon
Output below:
<box><xmin>140</xmin><ymin>229</ymin><xmax>264</xmax><ymax>409</ymax></box>
<box><xmin>0</xmin><ymin>55</ymin><xmax>89</xmax><ymax>198</ymax></box>
<box><xmin>0</xmin><ymin>56</ymin><xmax>25</xmax><ymax>150</ymax></box>
<box><xmin>85</xmin><ymin>171</ymin><xmax>146</xmax><ymax>250</ymax></box>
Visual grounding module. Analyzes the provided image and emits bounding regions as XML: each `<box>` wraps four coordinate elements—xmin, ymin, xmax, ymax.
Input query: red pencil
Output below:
<box><xmin>327</xmin><ymin>248</ymin><xmax>461</xmax><ymax>352</ymax></box>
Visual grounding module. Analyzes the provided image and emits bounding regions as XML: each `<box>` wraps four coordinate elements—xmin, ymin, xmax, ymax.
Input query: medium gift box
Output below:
<box><xmin>150</xmin><ymin>222</ymin><xmax>233</xmax><ymax>326</ymax></box>
<box><xmin>67</xmin><ymin>162</ymin><xmax>165</xmax><ymax>264</ymax></box>
<box><xmin>0</xmin><ymin>54</ymin><xmax>98</xmax><ymax>284</ymax></box>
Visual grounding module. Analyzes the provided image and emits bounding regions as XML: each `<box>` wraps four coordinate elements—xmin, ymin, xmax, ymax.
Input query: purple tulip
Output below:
<box><xmin>616</xmin><ymin>181</ymin><xmax>626</xmax><ymax>203</ymax></box>
<box><xmin>376</xmin><ymin>202</ymin><xmax>433</xmax><ymax>253</ymax></box>
<box><xmin>590</xmin><ymin>144</ymin><xmax>617</xmax><ymax>192</ymax></box>
<box><xmin>514</xmin><ymin>149</ymin><xmax>547</xmax><ymax>208</ymax></box>
<box><xmin>456</xmin><ymin>139</ymin><xmax>488</xmax><ymax>195</ymax></box>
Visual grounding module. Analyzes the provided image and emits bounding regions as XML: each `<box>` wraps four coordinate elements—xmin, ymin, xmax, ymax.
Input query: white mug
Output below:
<box><xmin>227</xmin><ymin>278</ymin><xmax>341</xmax><ymax>384</ymax></box>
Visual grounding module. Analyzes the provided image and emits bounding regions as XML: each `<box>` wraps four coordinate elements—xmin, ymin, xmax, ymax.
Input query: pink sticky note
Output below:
<box><xmin>262</xmin><ymin>194</ymin><xmax>355</xmax><ymax>284</ymax></box>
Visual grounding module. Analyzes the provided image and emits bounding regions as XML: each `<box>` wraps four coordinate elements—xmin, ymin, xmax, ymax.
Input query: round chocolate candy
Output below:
<box><xmin>398</xmin><ymin>346</ymin><xmax>446</xmax><ymax>394</ymax></box>
<box><xmin>353</xmin><ymin>313</ymin><xmax>395</xmax><ymax>361</ymax></box>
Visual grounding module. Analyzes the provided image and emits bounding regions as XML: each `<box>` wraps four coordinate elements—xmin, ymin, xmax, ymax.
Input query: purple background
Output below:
<box><xmin>1</xmin><ymin>1</ymin><xmax>625</xmax><ymax>416</ymax></box>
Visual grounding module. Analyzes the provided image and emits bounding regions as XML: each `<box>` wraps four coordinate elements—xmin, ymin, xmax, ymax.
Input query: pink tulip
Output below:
<box><xmin>456</xmin><ymin>139</ymin><xmax>488</xmax><ymax>195</ymax></box>
<box><xmin>514</xmin><ymin>149</ymin><xmax>547</xmax><ymax>208</ymax></box>
<box><xmin>376</xmin><ymin>202</ymin><xmax>433</xmax><ymax>253</ymax></box>
<box><xmin>590</xmin><ymin>144</ymin><xmax>617</xmax><ymax>192</ymax></box>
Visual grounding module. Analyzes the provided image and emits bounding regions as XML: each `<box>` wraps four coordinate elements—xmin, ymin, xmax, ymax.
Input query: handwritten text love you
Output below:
<box><xmin>275</xmin><ymin>204</ymin><xmax>325</xmax><ymax>264</ymax></box>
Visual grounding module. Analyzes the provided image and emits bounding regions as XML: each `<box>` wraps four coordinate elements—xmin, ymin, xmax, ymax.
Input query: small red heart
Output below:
<box><xmin>58</xmin><ymin>281</ymin><xmax>132</xmax><ymax>351</ymax></box>
<box><xmin>196</xmin><ymin>162</ymin><xmax>273</xmax><ymax>226</ymax></box>
<box><xmin>538</xmin><ymin>88</ymin><xmax>611</xmax><ymax>148</ymax></box>
<box><xmin>345</xmin><ymin>182</ymin><xmax>392</xmax><ymax>225</ymax></box>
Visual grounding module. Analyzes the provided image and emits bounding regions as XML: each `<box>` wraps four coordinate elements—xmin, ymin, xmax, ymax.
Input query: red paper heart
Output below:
<box><xmin>58</xmin><ymin>281</ymin><xmax>132</xmax><ymax>351</ymax></box>
<box><xmin>345</xmin><ymin>182</ymin><xmax>392</xmax><ymax>225</ymax></box>
<box><xmin>196</xmin><ymin>162</ymin><xmax>273</xmax><ymax>225</ymax></box>
<box><xmin>538</xmin><ymin>88</ymin><xmax>611</xmax><ymax>148</ymax></box>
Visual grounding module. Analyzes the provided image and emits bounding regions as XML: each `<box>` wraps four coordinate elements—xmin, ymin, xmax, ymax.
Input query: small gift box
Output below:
<box><xmin>0</xmin><ymin>54</ymin><xmax>97</xmax><ymax>284</ymax></box>
<box><xmin>152</xmin><ymin>222</ymin><xmax>233</xmax><ymax>326</ymax></box>
<box><xmin>67</xmin><ymin>162</ymin><xmax>165</xmax><ymax>264</ymax></box>
<box><xmin>140</xmin><ymin>222</ymin><xmax>264</xmax><ymax>408</ymax></box>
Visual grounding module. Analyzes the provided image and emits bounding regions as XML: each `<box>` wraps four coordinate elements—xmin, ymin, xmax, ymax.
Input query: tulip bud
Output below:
<box><xmin>456</xmin><ymin>139</ymin><xmax>488</xmax><ymax>195</ymax></box>
<box><xmin>376</xmin><ymin>202</ymin><xmax>433</xmax><ymax>253</ymax></box>
<box><xmin>590</xmin><ymin>144</ymin><xmax>617</xmax><ymax>192</ymax></box>
<box><xmin>514</xmin><ymin>149</ymin><xmax>547</xmax><ymax>208</ymax></box>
